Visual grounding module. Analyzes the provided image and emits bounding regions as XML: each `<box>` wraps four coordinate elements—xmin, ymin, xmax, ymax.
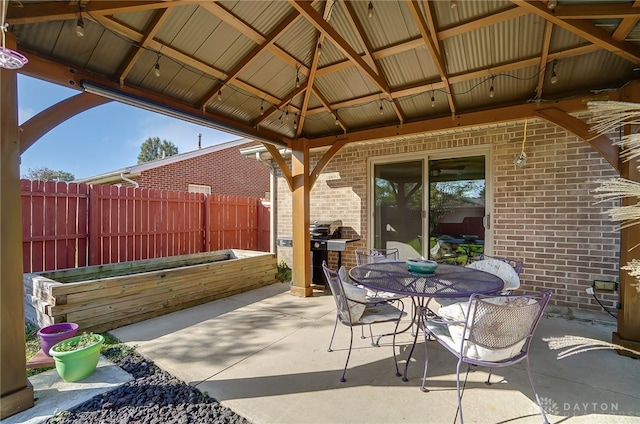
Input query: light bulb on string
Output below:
<box><xmin>294</xmin><ymin>115</ymin><xmax>298</xmax><ymax>130</ymax></box>
<box><xmin>431</xmin><ymin>92</ymin><xmax>435</xmax><ymax>108</ymax></box>
<box><xmin>550</xmin><ymin>60</ymin><xmax>558</xmax><ymax>84</ymax></box>
<box><xmin>154</xmin><ymin>61</ymin><xmax>160</xmax><ymax>77</ymax></box>
<box><xmin>547</xmin><ymin>0</ymin><xmax>557</xmax><ymax>10</ymax></box>
<box><xmin>217</xmin><ymin>89</ymin><xmax>222</xmax><ymax>101</ymax></box>
<box><xmin>75</xmin><ymin>17</ymin><xmax>85</xmax><ymax>37</ymax></box>
<box><xmin>285</xmin><ymin>110</ymin><xmax>289</xmax><ymax>121</ymax></box>
<box><xmin>317</xmin><ymin>42</ymin><xmax>322</xmax><ymax>56</ymax></box>
<box><xmin>450</xmin><ymin>0</ymin><xmax>457</xmax><ymax>9</ymax></box>
<box><xmin>260</xmin><ymin>100</ymin><xmax>264</xmax><ymax>116</ymax></box>
<box><xmin>489</xmin><ymin>78</ymin><xmax>495</xmax><ymax>98</ymax></box>
<box><xmin>368</xmin><ymin>2</ymin><xmax>374</xmax><ymax>18</ymax></box>
<box><xmin>379</xmin><ymin>102</ymin><xmax>384</xmax><ymax>115</ymax></box>
<box><xmin>296</xmin><ymin>75</ymin><xmax>300</xmax><ymax>88</ymax></box>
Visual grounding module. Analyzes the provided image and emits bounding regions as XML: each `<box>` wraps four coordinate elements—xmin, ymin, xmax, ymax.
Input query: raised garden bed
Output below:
<box><xmin>24</xmin><ymin>250</ymin><xmax>277</xmax><ymax>333</ymax></box>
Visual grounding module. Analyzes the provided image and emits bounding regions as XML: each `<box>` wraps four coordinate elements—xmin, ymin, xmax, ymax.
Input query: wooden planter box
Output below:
<box><xmin>24</xmin><ymin>250</ymin><xmax>277</xmax><ymax>333</ymax></box>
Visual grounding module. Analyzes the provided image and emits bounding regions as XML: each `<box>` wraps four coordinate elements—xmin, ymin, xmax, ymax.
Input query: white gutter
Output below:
<box><xmin>120</xmin><ymin>172</ymin><xmax>139</xmax><ymax>188</ymax></box>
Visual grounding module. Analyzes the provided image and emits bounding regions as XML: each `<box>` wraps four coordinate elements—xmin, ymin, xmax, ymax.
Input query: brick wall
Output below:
<box><xmin>138</xmin><ymin>141</ymin><xmax>270</xmax><ymax>198</ymax></box>
<box><xmin>275</xmin><ymin>118</ymin><xmax>621</xmax><ymax>315</ymax></box>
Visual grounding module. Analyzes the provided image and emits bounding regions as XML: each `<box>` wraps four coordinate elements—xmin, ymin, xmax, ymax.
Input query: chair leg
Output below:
<box><xmin>391</xmin><ymin>316</ymin><xmax>401</xmax><ymax>378</ymax></box>
<box><xmin>485</xmin><ymin>369</ymin><xmax>493</xmax><ymax>385</ymax></box>
<box><xmin>455</xmin><ymin>358</ymin><xmax>465</xmax><ymax>424</ymax></box>
<box><xmin>340</xmin><ymin>326</ymin><xmax>354</xmax><ymax>383</ymax></box>
<box><xmin>524</xmin><ymin>357</ymin><xmax>550</xmax><ymax>424</ymax></box>
<box><xmin>328</xmin><ymin>316</ymin><xmax>339</xmax><ymax>352</ymax></box>
<box><xmin>420</xmin><ymin>329</ymin><xmax>430</xmax><ymax>391</ymax></box>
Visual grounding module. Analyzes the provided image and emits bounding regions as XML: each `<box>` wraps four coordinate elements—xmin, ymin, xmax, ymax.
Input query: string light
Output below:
<box><xmin>489</xmin><ymin>77</ymin><xmax>495</xmax><ymax>98</ymax></box>
<box><xmin>379</xmin><ymin>101</ymin><xmax>384</xmax><ymax>115</ymax></box>
<box><xmin>217</xmin><ymin>89</ymin><xmax>222</xmax><ymax>101</ymax></box>
<box><xmin>317</xmin><ymin>42</ymin><xmax>322</xmax><ymax>56</ymax></box>
<box><xmin>154</xmin><ymin>53</ymin><xmax>161</xmax><ymax>77</ymax></box>
<box><xmin>285</xmin><ymin>109</ymin><xmax>289</xmax><ymax>121</ymax></box>
<box><xmin>335</xmin><ymin>110</ymin><xmax>339</xmax><ymax>126</ymax></box>
<box><xmin>75</xmin><ymin>1</ymin><xmax>85</xmax><ymax>37</ymax></box>
<box><xmin>430</xmin><ymin>92</ymin><xmax>435</xmax><ymax>108</ymax></box>
<box><xmin>260</xmin><ymin>100</ymin><xmax>264</xmax><ymax>116</ymax></box>
<box><xmin>368</xmin><ymin>2</ymin><xmax>374</xmax><ymax>18</ymax></box>
<box><xmin>547</xmin><ymin>0</ymin><xmax>557</xmax><ymax>10</ymax></box>
<box><xmin>450</xmin><ymin>0</ymin><xmax>457</xmax><ymax>9</ymax></box>
<box><xmin>294</xmin><ymin>114</ymin><xmax>298</xmax><ymax>130</ymax></box>
<box><xmin>550</xmin><ymin>60</ymin><xmax>558</xmax><ymax>84</ymax></box>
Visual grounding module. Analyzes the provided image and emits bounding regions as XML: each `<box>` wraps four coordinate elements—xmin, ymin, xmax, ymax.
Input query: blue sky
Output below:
<box><xmin>18</xmin><ymin>75</ymin><xmax>238</xmax><ymax>179</ymax></box>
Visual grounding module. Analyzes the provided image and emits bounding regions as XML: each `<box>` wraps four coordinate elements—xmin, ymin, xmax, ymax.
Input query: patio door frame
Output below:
<box><xmin>367</xmin><ymin>145</ymin><xmax>494</xmax><ymax>258</ymax></box>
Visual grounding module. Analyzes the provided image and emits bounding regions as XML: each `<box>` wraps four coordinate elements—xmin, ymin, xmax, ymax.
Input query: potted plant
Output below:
<box><xmin>276</xmin><ymin>260</ymin><xmax>292</xmax><ymax>284</ymax></box>
<box><xmin>49</xmin><ymin>332</ymin><xmax>104</xmax><ymax>382</ymax></box>
<box><xmin>37</xmin><ymin>322</ymin><xmax>80</xmax><ymax>356</ymax></box>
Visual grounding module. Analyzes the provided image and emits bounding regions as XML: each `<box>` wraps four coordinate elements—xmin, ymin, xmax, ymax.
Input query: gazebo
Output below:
<box><xmin>1</xmin><ymin>0</ymin><xmax>639</xmax><ymax>418</ymax></box>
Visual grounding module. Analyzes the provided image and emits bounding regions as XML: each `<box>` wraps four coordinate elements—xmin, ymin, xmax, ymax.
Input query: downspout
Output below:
<box><xmin>120</xmin><ymin>172</ymin><xmax>139</xmax><ymax>188</ymax></box>
<box><xmin>255</xmin><ymin>152</ymin><xmax>276</xmax><ymax>253</ymax></box>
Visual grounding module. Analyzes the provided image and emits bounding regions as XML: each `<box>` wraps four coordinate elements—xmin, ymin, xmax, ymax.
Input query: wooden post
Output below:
<box><xmin>289</xmin><ymin>141</ymin><xmax>313</xmax><ymax>297</ymax></box>
<box><xmin>613</xmin><ymin>82</ymin><xmax>640</xmax><ymax>356</ymax></box>
<box><xmin>1</xmin><ymin>37</ymin><xmax>34</xmax><ymax>418</ymax></box>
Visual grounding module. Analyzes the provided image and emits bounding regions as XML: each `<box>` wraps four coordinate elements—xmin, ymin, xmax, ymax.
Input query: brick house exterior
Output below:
<box><xmin>273</xmin><ymin>118</ymin><xmax>620</xmax><ymax>318</ymax></box>
<box><xmin>77</xmin><ymin>138</ymin><xmax>270</xmax><ymax>198</ymax></box>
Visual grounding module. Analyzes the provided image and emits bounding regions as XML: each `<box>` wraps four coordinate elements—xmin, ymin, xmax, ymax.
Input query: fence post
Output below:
<box><xmin>88</xmin><ymin>184</ymin><xmax>100</xmax><ymax>265</ymax></box>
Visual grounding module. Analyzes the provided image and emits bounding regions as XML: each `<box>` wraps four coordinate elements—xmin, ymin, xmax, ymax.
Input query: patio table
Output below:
<box><xmin>348</xmin><ymin>261</ymin><xmax>504</xmax><ymax>381</ymax></box>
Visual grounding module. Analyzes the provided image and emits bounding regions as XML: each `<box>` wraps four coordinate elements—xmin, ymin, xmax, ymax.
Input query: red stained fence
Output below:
<box><xmin>21</xmin><ymin>180</ymin><xmax>270</xmax><ymax>273</ymax></box>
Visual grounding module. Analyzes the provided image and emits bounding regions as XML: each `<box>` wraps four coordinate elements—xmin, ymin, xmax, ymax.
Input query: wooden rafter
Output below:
<box><xmin>511</xmin><ymin>0</ymin><xmax>640</xmax><ymax>65</ymax></box>
<box><xmin>255</xmin><ymin>85</ymin><xmax>306</xmax><ymax>127</ymax></box>
<box><xmin>407</xmin><ymin>1</ymin><xmax>455</xmax><ymax>115</ymax></box>
<box><xmin>554</xmin><ymin>3</ymin><xmax>640</xmax><ymax>19</ymax></box>
<box><xmin>438</xmin><ymin>5</ymin><xmax>527</xmax><ymax>40</ymax></box>
<box><xmin>534</xmin><ymin>108</ymin><xmax>619</xmax><ymax>171</ymax></box>
<box><xmin>613</xmin><ymin>0</ymin><xmax>640</xmax><ymax>40</ymax></box>
<box><xmin>303</xmin><ymin>90</ymin><xmax>621</xmax><ymax>148</ymax></box>
<box><xmin>117</xmin><ymin>7</ymin><xmax>173</xmax><ymax>87</ymax></box>
<box><xmin>535</xmin><ymin>21</ymin><xmax>554</xmax><ymax>101</ymax></box>
<box><xmin>197</xmin><ymin>8</ymin><xmax>303</xmax><ymax>110</ymax></box>
<box><xmin>290</xmin><ymin>0</ymin><xmax>390</xmax><ymax>95</ymax></box>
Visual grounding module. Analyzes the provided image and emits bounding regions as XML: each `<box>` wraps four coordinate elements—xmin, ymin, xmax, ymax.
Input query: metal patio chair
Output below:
<box><xmin>466</xmin><ymin>255</ymin><xmax>524</xmax><ymax>293</ymax></box>
<box><xmin>420</xmin><ymin>289</ymin><xmax>552</xmax><ymax>424</ymax></box>
<box><xmin>322</xmin><ymin>261</ymin><xmax>405</xmax><ymax>382</ymax></box>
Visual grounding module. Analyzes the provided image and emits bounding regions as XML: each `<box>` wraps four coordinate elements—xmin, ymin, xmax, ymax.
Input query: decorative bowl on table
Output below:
<box><xmin>406</xmin><ymin>259</ymin><xmax>438</xmax><ymax>275</ymax></box>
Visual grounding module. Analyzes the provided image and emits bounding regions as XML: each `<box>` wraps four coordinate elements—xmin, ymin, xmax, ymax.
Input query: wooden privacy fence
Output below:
<box><xmin>21</xmin><ymin>180</ymin><xmax>270</xmax><ymax>273</ymax></box>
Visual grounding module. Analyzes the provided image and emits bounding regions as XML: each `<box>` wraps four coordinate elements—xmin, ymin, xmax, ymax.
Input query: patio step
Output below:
<box><xmin>27</xmin><ymin>349</ymin><xmax>55</xmax><ymax>369</ymax></box>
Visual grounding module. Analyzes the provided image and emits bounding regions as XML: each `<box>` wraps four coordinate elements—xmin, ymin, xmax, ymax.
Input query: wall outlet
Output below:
<box><xmin>593</xmin><ymin>280</ymin><xmax>617</xmax><ymax>291</ymax></box>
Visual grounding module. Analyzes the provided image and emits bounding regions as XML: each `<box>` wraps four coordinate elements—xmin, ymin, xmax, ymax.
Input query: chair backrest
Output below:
<box><xmin>479</xmin><ymin>254</ymin><xmax>524</xmax><ymax>275</ymax></box>
<box><xmin>322</xmin><ymin>261</ymin><xmax>353</xmax><ymax>324</ymax></box>
<box><xmin>466</xmin><ymin>258</ymin><xmax>521</xmax><ymax>292</ymax></box>
<box><xmin>463</xmin><ymin>289</ymin><xmax>551</xmax><ymax>363</ymax></box>
<box><xmin>355</xmin><ymin>248</ymin><xmax>399</xmax><ymax>265</ymax></box>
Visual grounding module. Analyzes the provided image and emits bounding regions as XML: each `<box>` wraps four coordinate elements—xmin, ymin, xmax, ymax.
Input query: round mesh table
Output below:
<box><xmin>349</xmin><ymin>261</ymin><xmax>504</xmax><ymax>381</ymax></box>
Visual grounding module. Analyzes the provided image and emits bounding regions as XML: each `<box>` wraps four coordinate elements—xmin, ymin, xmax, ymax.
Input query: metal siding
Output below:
<box><xmin>435</xmin><ymin>0</ymin><xmax>512</xmax><ymax>28</ymax></box>
<box><xmin>314</xmin><ymin>66</ymin><xmax>377</xmax><ymax>104</ymax></box>
<box><xmin>240</xmin><ymin>54</ymin><xmax>298</xmax><ymax>100</ymax></box>
<box><xmin>361</xmin><ymin>1</ymin><xmax>419</xmax><ymax>50</ymax></box>
<box><xmin>222</xmin><ymin>1</ymin><xmax>292</xmax><ymax>35</ymax></box>
<box><xmin>110</xmin><ymin>9</ymin><xmax>155</xmax><ymax>31</ymax></box>
<box><xmin>155</xmin><ymin>4</ymin><xmax>200</xmax><ymax>45</ymax></box>
<box><xmin>275</xmin><ymin>16</ymin><xmax>321</xmax><ymax>67</ymax></box>
<box><xmin>378</xmin><ymin>47</ymin><xmax>438</xmax><ymax>88</ymax></box>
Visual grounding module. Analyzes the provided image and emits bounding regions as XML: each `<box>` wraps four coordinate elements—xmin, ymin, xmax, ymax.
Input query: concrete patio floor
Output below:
<box><xmin>109</xmin><ymin>283</ymin><xmax>640</xmax><ymax>424</ymax></box>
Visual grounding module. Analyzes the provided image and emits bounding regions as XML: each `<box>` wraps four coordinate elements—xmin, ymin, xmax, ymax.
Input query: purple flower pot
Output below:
<box><xmin>37</xmin><ymin>323</ymin><xmax>80</xmax><ymax>356</ymax></box>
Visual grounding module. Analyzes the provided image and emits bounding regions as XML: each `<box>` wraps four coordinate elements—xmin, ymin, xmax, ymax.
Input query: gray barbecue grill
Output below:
<box><xmin>277</xmin><ymin>220</ymin><xmax>359</xmax><ymax>287</ymax></box>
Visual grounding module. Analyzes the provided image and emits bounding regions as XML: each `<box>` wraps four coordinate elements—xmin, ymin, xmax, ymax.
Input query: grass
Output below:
<box><xmin>25</xmin><ymin>322</ymin><xmax>135</xmax><ymax>377</ymax></box>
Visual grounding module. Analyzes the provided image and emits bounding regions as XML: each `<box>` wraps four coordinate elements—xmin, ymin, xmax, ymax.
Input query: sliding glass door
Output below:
<box><xmin>372</xmin><ymin>151</ymin><xmax>488</xmax><ymax>261</ymax></box>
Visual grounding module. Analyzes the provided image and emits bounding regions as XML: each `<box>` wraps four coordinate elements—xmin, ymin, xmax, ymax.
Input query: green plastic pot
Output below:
<box><xmin>49</xmin><ymin>334</ymin><xmax>104</xmax><ymax>382</ymax></box>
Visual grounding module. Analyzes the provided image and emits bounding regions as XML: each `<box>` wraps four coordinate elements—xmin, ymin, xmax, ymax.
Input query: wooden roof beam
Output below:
<box><xmin>5</xmin><ymin>1</ymin><xmax>183</xmax><ymax>25</ymax></box>
<box><xmin>117</xmin><ymin>7</ymin><xmax>173</xmax><ymax>87</ymax></box>
<box><xmin>438</xmin><ymin>6</ymin><xmax>527</xmax><ymax>40</ymax></box>
<box><xmin>535</xmin><ymin>21</ymin><xmax>554</xmax><ymax>101</ymax></box>
<box><xmin>407</xmin><ymin>1</ymin><xmax>456</xmax><ymax>115</ymax></box>
<box><xmin>554</xmin><ymin>3</ymin><xmax>640</xmax><ymax>19</ymax></box>
<box><xmin>198</xmin><ymin>8</ymin><xmax>303</xmax><ymax>110</ymax></box>
<box><xmin>290</xmin><ymin>0</ymin><xmax>390</xmax><ymax>95</ymax></box>
<box><xmin>511</xmin><ymin>0</ymin><xmax>640</xmax><ymax>65</ymax></box>
<box><xmin>613</xmin><ymin>0</ymin><xmax>640</xmax><ymax>41</ymax></box>
<box><xmin>303</xmin><ymin>90</ymin><xmax>621</xmax><ymax>148</ymax></box>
